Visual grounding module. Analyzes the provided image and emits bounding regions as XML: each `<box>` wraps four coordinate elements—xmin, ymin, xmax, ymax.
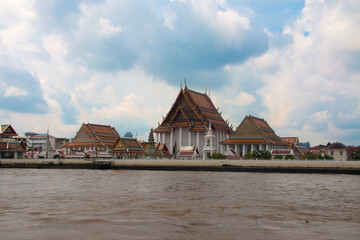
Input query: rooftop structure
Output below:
<box><xmin>110</xmin><ymin>137</ymin><xmax>144</xmax><ymax>159</ymax></box>
<box><xmin>221</xmin><ymin>115</ymin><xmax>287</xmax><ymax>157</ymax></box>
<box><xmin>1</xmin><ymin>124</ymin><xmax>17</xmax><ymax>139</ymax></box>
<box><xmin>64</xmin><ymin>123</ymin><xmax>120</xmax><ymax>154</ymax></box>
<box><xmin>281</xmin><ymin>137</ymin><xmax>299</xmax><ymax>149</ymax></box>
<box><xmin>327</xmin><ymin>142</ymin><xmax>348</xmax><ymax>161</ymax></box>
<box><xmin>154</xmin><ymin>85</ymin><xmax>232</xmax><ymax>155</ymax></box>
<box><xmin>0</xmin><ymin>124</ymin><xmax>25</xmax><ymax>159</ymax></box>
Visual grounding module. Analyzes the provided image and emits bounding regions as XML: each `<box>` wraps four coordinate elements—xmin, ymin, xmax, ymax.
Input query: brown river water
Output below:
<box><xmin>0</xmin><ymin>169</ymin><xmax>359</xmax><ymax>240</ymax></box>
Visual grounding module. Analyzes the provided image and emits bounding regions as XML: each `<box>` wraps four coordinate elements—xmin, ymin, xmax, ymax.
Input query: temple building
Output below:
<box><xmin>110</xmin><ymin>137</ymin><xmax>144</xmax><ymax>159</ymax></box>
<box><xmin>221</xmin><ymin>115</ymin><xmax>286</xmax><ymax>157</ymax></box>
<box><xmin>154</xmin><ymin>85</ymin><xmax>232</xmax><ymax>156</ymax></box>
<box><xmin>64</xmin><ymin>123</ymin><xmax>120</xmax><ymax>154</ymax></box>
<box><xmin>0</xmin><ymin>124</ymin><xmax>26</xmax><ymax>159</ymax></box>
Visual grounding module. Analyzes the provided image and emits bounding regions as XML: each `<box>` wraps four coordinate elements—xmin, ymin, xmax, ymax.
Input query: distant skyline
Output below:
<box><xmin>0</xmin><ymin>0</ymin><xmax>359</xmax><ymax>146</ymax></box>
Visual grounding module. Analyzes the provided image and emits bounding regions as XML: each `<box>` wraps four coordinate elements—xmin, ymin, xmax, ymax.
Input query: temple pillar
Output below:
<box><xmin>162</xmin><ymin>133</ymin><xmax>166</xmax><ymax>144</ymax></box>
<box><xmin>170</xmin><ymin>128</ymin><xmax>173</xmax><ymax>154</ymax></box>
<box><xmin>196</xmin><ymin>132</ymin><xmax>200</xmax><ymax>149</ymax></box>
<box><xmin>259</xmin><ymin>144</ymin><xmax>263</xmax><ymax>151</ymax></box>
<box><xmin>251</xmin><ymin>144</ymin><xmax>254</xmax><ymax>153</ymax></box>
<box><xmin>188</xmin><ymin>131</ymin><xmax>191</xmax><ymax>146</ymax></box>
<box><xmin>242</xmin><ymin>145</ymin><xmax>246</xmax><ymax>156</ymax></box>
<box><xmin>235</xmin><ymin>145</ymin><xmax>238</xmax><ymax>156</ymax></box>
<box><xmin>179</xmin><ymin>128</ymin><xmax>182</xmax><ymax>147</ymax></box>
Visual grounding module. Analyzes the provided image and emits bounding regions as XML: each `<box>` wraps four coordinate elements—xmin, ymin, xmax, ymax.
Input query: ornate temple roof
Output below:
<box><xmin>154</xmin><ymin>86</ymin><xmax>231</xmax><ymax>132</ymax></box>
<box><xmin>110</xmin><ymin>137</ymin><xmax>144</xmax><ymax>153</ymax></box>
<box><xmin>65</xmin><ymin>123</ymin><xmax>120</xmax><ymax>147</ymax></box>
<box><xmin>0</xmin><ymin>124</ymin><xmax>17</xmax><ymax>138</ymax></box>
<box><xmin>221</xmin><ymin>115</ymin><xmax>285</xmax><ymax>145</ymax></box>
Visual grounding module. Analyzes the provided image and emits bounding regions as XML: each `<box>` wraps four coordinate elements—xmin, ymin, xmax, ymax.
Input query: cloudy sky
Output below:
<box><xmin>0</xmin><ymin>0</ymin><xmax>359</xmax><ymax>146</ymax></box>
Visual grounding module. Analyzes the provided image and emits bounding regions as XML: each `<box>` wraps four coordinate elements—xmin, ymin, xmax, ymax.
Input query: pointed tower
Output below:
<box><xmin>145</xmin><ymin>128</ymin><xmax>158</xmax><ymax>157</ymax></box>
<box><xmin>39</xmin><ymin>127</ymin><xmax>54</xmax><ymax>159</ymax></box>
<box><xmin>203</xmin><ymin>121</ymin><xmax>217</xmax><ymax>159</ymax></box>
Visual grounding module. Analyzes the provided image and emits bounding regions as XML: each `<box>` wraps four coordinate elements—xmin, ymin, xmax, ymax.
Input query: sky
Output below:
<box><xmin>0</xmin><ymin>0</ymin><xmax>359</xmax><ymax>146</ymax></box>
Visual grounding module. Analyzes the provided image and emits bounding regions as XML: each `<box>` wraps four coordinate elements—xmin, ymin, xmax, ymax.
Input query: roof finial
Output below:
<box><xmin>184</xmin><ymin>77</ymin><xmax>187</xmax><ymax>88</ymax></box>
<box><xmin>205</xmin><ymin>87</ymin><xmax>207</xmax><ymax>95</ymax></box>
<box><xmin>180</xmin><ymin>80</ymin><xmax>182</xmax><ymax>89</ymax></box>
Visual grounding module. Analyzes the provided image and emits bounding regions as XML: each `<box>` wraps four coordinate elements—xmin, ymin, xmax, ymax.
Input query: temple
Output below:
<box><xmin>64</xmin><ymin>123</ymin><xmax>120</xmax><ymax>154</ymax></box>
<box><xmin>221</xmin><ymin>115</ymin><xmax>287</xmax><ymax>157</ymax></box>
<box><xmin>154</xmin><ymin>85</ymin><xmax>232</xmax><ymax>156</ymax></box>
<box><xmin>110</xmin><ymin>137</ymin><xmax>144</xmax><ymax>159</ymax></box>
<box><xmin>0</xmin><ymin>124</ymin><xmax>26</xmax><ymax>159</ymax></box>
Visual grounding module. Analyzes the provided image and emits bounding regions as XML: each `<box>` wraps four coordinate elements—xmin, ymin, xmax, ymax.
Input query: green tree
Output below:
<box><xmin>324</xmin><ymin>155</ymin><xmax>334</xmax><ymax>160</ymax></box>
<box><xmin>351</xmin><ymin>151</ymin><xmax>360</xmax><ymax>160</ymax></box>
<box><xmin>245</xmin><ymin>152</ymin><xmax>252</xmax><ymax>159</ymax></box>
<box><xmin>274</xmin><ymin>154</ymin><xmax>283</xmax><ymax>160</ymax></box>
<box><xmin>304</xmin><ymin>152</ymin><xmax>318</xmax><ymax>160</ymax></box>
<box><xmin>252</xmin><ymin>150</ymin><xmax>271</xmax><ymax>159</ymax></box>
<box><xmin>285</xmin><ymin>154</ymin><xmax>295</xmax><ymax>160</ymax></box>
<box><xmin>210</xmin><ymin>153</ymin><xmax>227</xmax><ymax>159</ymax></box>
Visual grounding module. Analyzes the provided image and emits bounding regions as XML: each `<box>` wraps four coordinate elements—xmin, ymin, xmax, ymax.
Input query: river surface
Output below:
<box><xmin>0</xmin><ymin>169</ymin><xmax>359</xmax><ymax>240</ymax></box>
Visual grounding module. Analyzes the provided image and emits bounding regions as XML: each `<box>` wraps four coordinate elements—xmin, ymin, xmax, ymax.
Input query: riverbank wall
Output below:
<box><xmin>1</xmin><ymin>159</ymin><xmax>360</xmax><ymax>174</ymax></box>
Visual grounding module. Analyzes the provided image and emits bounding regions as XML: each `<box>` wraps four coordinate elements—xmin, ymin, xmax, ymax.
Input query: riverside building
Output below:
<box><xmin>154</xmin><ymin>85</ymin><xmax>232</xmax><ymax>156</ymax></box>
<box><xmin>64</xmin><ymin>123</ymin><xmax>120</xmax><ymax>156</ymax></box>
<box><xmin>221</xmin><ymin>115</ymin><xmax>287</xmax><ymax>157</ymax></box>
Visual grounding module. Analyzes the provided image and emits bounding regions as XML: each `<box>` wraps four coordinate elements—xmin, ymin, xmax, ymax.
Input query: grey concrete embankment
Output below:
<box><xmin>1</xmin><ymin>159</ymin><xmax>360</xmax><ymax>174</ymax></box>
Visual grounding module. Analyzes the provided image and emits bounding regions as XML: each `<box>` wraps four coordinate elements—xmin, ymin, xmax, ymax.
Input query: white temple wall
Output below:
<box><xmin>182</xmin><ymin>128</ymin><xmax>190</xmax><ymax>146</ymax></box>
<box><xmin>164</xmin><ymin>133</ymin><xmax>170</xmax><ymax>146</ymax></box>
<box><xmin>191</xmin><ymin>132</ymin><xmax>197</xmax><ymax>148</ymax></box>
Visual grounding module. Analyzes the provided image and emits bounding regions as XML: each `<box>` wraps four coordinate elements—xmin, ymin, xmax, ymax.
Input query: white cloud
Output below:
<box><xmin>312</xmin><ymin>110</ymin><xmax>331</xmax><ymax>121</ymax></box>
<box><xmin>98</xmin><ymin>17</ymin><xmax>122</xmax><ymax>37</ymax></box>
<box><xmin>42</xmin><ymin>35</ymin><xmax>68</xmax><ymax>59</ymax></box>
<box><xmin>254</xmin><ymin>0</ymin><xmax>360</xmax><ymax>127</ymax></box>
<box><xmin>4</xmin><ymin>86</ymin><xmax>28</xmax><ymax>97</ymax></box>
<box><xmin>224</xmin><ymin>91</ymin><xmax>255</xmax><ymax>106</ymax></box>
<box><xmin>163</xmin><ymin>9</ymin><xmax>177</xmax><ymax>30</ymax></box>
<box><xmin>189</xmin><ymin>0</ymin><xmax>250</xmax><ymax>43</ymax></box>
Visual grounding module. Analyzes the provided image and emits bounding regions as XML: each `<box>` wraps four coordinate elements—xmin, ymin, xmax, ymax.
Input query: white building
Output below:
<box><xmin>154</xmin><ymin>86</ymin><xmax>232</xmax><ymax>157</ymax></box>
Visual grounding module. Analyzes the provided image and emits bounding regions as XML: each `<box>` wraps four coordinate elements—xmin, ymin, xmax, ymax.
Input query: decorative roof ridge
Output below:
<box><xmin>186</xmin><ymin>88</ymin><xmax>207</xmax><ymax>96</ymax></box>
<box><xmin>182</xmin><ymin>88</ymin><xmax>206</xmax><ymax>124</ymax></box>
<box><xmin>85</xmin><ymin>123</ymin><xmax>105</xmax><ymax>147</ymax></box>
<box><xmin>247</xmin><ymin>115</ymin><xmax>268</xmax><ymax>139</ymax></box>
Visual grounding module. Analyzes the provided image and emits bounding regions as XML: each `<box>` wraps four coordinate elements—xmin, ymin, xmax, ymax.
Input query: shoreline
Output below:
<box><xmin>1</xmin><ymin>159</ymin><xmax>360</xmax><ymax>174</ymax></box>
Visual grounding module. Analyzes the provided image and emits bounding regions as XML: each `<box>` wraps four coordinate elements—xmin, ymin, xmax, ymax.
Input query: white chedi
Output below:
<box><xmin>203</xmin><ymin>122</ymin><xmax>217</xmax><ymax>159</ymax></box>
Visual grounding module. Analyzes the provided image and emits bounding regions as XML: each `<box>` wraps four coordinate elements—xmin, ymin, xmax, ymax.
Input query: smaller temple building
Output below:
<box><xmin>0</xmin><ymin>124</ymin><xmax>26</xmax><ymax>159</ymax></box>
<box><xmin>221</xmin><ymin>115</ymin><xmax>286</xmax><ymax>157</ymax></box>
<box><xmin>64</xmin><ymin>123</ymin><xmax>120</xmax><ymax>155</ymax></box>
<box><xmin>110</xmin><ymin>137</ymin><xmax>144</xmax><ymax>159</ymax></box>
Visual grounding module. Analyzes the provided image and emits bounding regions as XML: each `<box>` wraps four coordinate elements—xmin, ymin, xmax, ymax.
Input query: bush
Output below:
<box><xmin>210</xmin><ymin>153</ymin><xmax>227</xmax><ymax>159</ymax></box>
<box><xmin>303</xmin><ymin>152</ymin><xmax>318</xmax><ymax>160</ymax></box>
<box><xmin>284</xmin><ymin>154</ymin><xmax>295</xmax><ymax>160</ymax></box>
<box><xmin>324</xmin><ymin>155</ymin><xmax>334</xmax><ymax>160</ymax></box>
<box><xmin>274</xmin><ymin>154</ymin><xmax>283</xmax><ymax>160</ymax></box>
<box><xmin>351</xmin><ymin>151</ymin><xmax>360</xmax><ymax>160</ymax></box>
<box><xmin>245</xmin><ymin>152</ymin><xmax>253</xmax><ymax>159</ymax></box>
<box><xmin>252</xmin><ymin>150</ymin><xmax>271</xmax><ymax>159</ymax></box>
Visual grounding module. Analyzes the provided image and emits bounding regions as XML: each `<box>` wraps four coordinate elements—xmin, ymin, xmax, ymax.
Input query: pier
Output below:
<box><xmin>1</xmin><ymin>159</ymin><xmax>360</xmax><ymax>174</ymax></box>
